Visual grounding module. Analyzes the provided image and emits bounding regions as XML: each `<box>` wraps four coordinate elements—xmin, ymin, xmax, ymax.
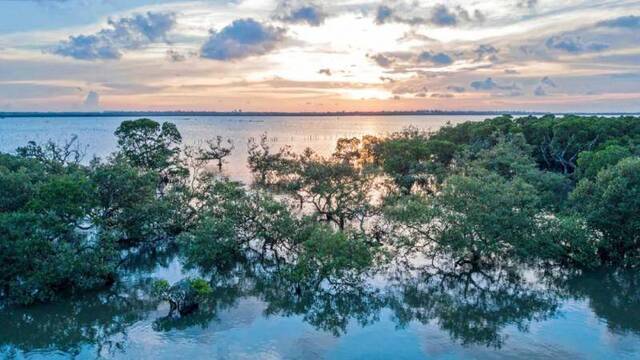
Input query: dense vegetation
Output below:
<box><xmin>1</xmin><ymin>114</ymin><xmax>639</xmax><ymax>310</ymax></box>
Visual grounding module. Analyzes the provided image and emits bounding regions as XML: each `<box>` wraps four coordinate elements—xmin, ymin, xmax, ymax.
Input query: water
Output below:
<box><xmin>1</xmin><ymin>115</ymin><xmax>640</xmax><ymax>359</ymax></box>
<box><xmin>0</xmin><ymin>115</ymin><xmax>482</xmax><ymax>183</ymax></box>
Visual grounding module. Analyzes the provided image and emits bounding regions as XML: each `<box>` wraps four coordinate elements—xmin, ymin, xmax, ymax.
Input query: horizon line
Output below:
<box><xmin>2</xmin><ymin>110</ymin><xmax>640</xmax><ymax>118</ymax></box>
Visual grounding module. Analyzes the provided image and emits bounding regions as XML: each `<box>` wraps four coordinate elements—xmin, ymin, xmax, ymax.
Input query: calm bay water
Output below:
<box><xmin>1</xmin><ymin>115</ymin><xmax>640</xmax><ymax>359</ymax></box>
<box><xmin>0</xmin><ymin>115</ymin><xmax>483</xmax><ymax>183</ymax></box>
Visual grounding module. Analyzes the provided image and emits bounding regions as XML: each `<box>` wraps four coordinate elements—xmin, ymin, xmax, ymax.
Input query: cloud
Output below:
<box><xmin>370</xmin><ymin>50</ymin><xmax>452</xmax><ymax>69</ymax></box>
<box><xmin>470</xmin><ymin>77</ymin><xmax>520</xmax><ymax>91</ymax></box>
<box><xmin>609</xmin><ymin>72</ymin><xmax>640</xmax><ymax>80</ymax></box>
<box><xmin>517</xmin><ymin>0</ymin><xmax>538</xmax><ymax>9</ymax></box>
<box><xmin>474</xmin><ymin>44</ymin><xmax>498</xmax><ymax>62</ymax></box>
<box><xmin>545</xmin><ymin>35</ymin><xmax>608</xmax><ymax>53</ymax></box>
<box><xmin>541</xmin><ymin>76</ymin><xmax>556</xmax><ymax>88</ymax></box>
<box><xmin>52</xmin><ymin>35</ymin><xmax>122</xmax><ymax>60</ymax></box>
<box><xmin>200</xmin><ymin>18</ymin><xmax>286</xmax><ymax>61</ymax></box>
<box><xmin>391</xmin><ymin>83</ymin><xmax>428</xmax><ymax>95</ymax></box>
<box><xmin>447</xmin><ymin>85</ymin><xmax>465</xmax><ymax>93</ymax></box>
<box><xmin>534</xmin><ymin>85</ymin><xmax>547</xmax><ymax>96</ymax></box>
<box><xmin>430</xmin><ymin>5</ymin><xmax>458</xmax><ymax>26</ymax></box>
<box><xmin>430</xmin><ymin>93</ymin><xmax>454</xmax><ymax>98</ymax></box>
<box><xmin>318</xmin><ymin>68</ymin><xmax>331</xmax><ymax>76</ymax></box>
<box><xmin>273</xmin><ymin>1</ymin><xmax>327</xmax><ymax>26</ymax></box>
<box><xmin>83</xmin><ymin>91</ymin><xmax>100</xmax><ymax>109</ymax></box>
<box><xmin>52</xmin><ymin>12</ymin><xmax>176</xmax><ymax>60</ymax></box>
<box><xmin>398</xmin><ymin>30</ymin><xmax>437</xmax><ymax>43</ymax></box>
<box><xmin>0</xmin><ymin>82</ymin><xmax>81</xmax><ymax>99</ymax></box>
<box><xmin>470</xmin><ymin>78</ymin><xmax>498</xmax><ymax>90</ymax></box>
<box><xmin>369</xmin><ymin>53</ymin><xmax>394</xmax><ymax>67</ymax></box>
<box><xmin>417</xmin><ymin>51</ymin><xmax>453</xmax><ymax>66</ymax></box>
<box><xmin>375</xmin><ymin>5</ymin><xmax>393</xmax><ymax>25</ymax></box>
<box><xmin>373</xmin><ymin>3</ymin><xmax>483</xmax><ymax>27</ymax></box>
<box><xmin>166</xmin><ymin>49</ymin><xmax>186</xmax><ymax>62</ymax></box>
<box><xmin>597</xmin><ymin>15</ymin><xmax>640</xmax><ymax>29</ymax></box>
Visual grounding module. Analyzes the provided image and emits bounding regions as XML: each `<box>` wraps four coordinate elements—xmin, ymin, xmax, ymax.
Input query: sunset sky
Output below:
<box><xmin>0</xmin><ymin>0</ymin><xmax>639</xmax><ymax>112</ymax></box>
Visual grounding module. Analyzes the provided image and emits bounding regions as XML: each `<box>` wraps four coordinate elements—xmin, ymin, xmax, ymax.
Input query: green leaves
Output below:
<box><xmin>571</xmin><ymin>157</ymin><xmax>640</xmax><ymax>266</ymax></box>
<box><xmin>3</xmin><ymin>114</ymin><xmax>640</xmax><ymax>307</ymax></box>
<box><xmin>114</xmin><ymin>118</ymin><xmax>182</xmax><ymax>171</ymax></box>
<box><xmin>377</xmin><ymin>128</ymin><xmax>456</xmax><ymax>194</ymax></box>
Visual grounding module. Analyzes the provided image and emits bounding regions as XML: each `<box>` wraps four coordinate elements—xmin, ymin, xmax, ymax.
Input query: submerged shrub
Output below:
<box><xmin>152</xmin><ymin>277</ymin><xmax>213</xmax><ymax>316</ymax></box>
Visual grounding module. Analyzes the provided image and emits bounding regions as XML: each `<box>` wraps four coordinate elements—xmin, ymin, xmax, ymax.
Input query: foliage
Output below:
<box><xmin>4</xmin><ymin>114</ymin><xmax>640</xmax><ymax>308</ymax></box>
<box><xmin>247</xmin><ymin>133</ymin><xmax>295</xmax><ymax>186</ymax></box>
<box><xmin>15</xmin><ymin>135</ymin><xmax>86</xmax><ymax>172</ymax></box>
<box><xmin>576</xmin><ymin>144</ymin><xmax>634</xmax><ymax>180</ymax></box>
<box><xmin>571</xmin><ymin>157</ymin><xmax>640</xmax><ymax>267</ymax></box>
<box><xmin>460</xmin><ymin>134</ymin><xmax>571</xmax><ymax>211</ymax></box>
<box><xmin>114</xmin><ymin>118</ymin><xmax>182</xmax><ymax>172</ymax></box>
<box><xmin>90</xmin><ymin>159</ymin><xmax>165</xmax><ymax>241</ymax></box>
<box><xmin>376</xmin><ymin>127</ymin><xmax>456</xmax><ymax>194</ymax></box>
<box><xmin>517</xmin><ymin>114</ymin><xmax>640</xmax><ymax>173</ymax></box>
<box><xmin>0</xmin><ymin>153</ymin><xmax>116</xmax><ymax>305</ymax></box>
<box><xmin>289</xmin><ymin>149</ymin><xmax>377</xmax><ymax>230</ymax></box>
<box><xmin>198</xmin><ymin>135</ymin><xmax>234</xmax><ymax>171</ymax></box>
<box><xmin>151</xmin><ymin>277</ymin><xmax>213</xmax><ymax>316</ymax></box>
<box><xmin>431</xmin><ymin>172</ymin><xmax>545</xmax><ymax>264</ymax></box>
<box><xmin>287</xmin><ymin>223</ymin><xmax>375</xmax><ymax>285</ymax></box>
<box><xmin>0</xmin><ymin>118</ymin><xmax>236</xmax><ymax>305</ymax></box>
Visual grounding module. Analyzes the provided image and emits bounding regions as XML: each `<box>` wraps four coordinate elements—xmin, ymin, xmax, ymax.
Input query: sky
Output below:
<box><xmin>0</xmin><ymin>0</ymin><xmax>639</xmax><ymax>112</ymax></box>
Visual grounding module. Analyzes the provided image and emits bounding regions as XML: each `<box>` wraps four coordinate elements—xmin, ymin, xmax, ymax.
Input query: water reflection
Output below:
<box><xmin>386</xmin><ymin>265</ymin><xmax>560</xmax><ymax>348</ymax></box>
<box><xmin>253</xmin><ymin>271</ymin><xmax>385</xmax><ymax>337</ymax></box>
<box><xmin>0</xmin><ymin>279</ymin><xmax>158</xmax><ymax>358</ymax></box>
<box><xmin>551</xmin><ymin>269</ymin><xmax>640</xmax><ymax>335</ymax></box>
<box><xmin>2</xmin><ymin>251</ymin><xmax>640</xmax><ymax>358</ymax></box>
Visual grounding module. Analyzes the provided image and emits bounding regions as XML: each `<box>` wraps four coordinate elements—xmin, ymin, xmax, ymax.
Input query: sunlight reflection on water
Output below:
<box><xmin>0</xmin><ymin>115</ymin><xmax>485</xmax><ymax>183</ymax></box>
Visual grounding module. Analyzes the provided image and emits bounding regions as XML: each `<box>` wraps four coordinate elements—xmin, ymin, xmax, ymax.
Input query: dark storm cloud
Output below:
<box><xmin>52</xmin><ymin>12</ymin><xmax>176</xmax><ymax>60</ymax></box>
<box><xmin>200</xmin><ymin>18</ymin><xmax>286</xmax><ymax>61</ymax></box>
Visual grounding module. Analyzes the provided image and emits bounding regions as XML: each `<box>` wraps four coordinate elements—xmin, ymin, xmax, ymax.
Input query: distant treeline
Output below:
<box><xmin>0</xmin><ymin>110</ymin><xmax>565</xmax><ymax>118</ymax></box>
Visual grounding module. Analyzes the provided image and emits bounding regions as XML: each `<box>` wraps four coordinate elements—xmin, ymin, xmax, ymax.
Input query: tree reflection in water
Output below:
<box><xmin>0</xmin><ymin>279</ymin><xmax>159</xmax><ymax>358</ymax></box>
<box><xmin>549</xmin><ymin>269</ymin><xmax>640</xmax><ymax>335</ymax></box>
<box><xmin>2</xmin><ymin>249</ymin><xmax>640</xmax><ymax>357</ymax></box>
<box><xmin>386</xmin><ymin>263</ymin><xmax>561</xmax><ymax>348</ymax></box>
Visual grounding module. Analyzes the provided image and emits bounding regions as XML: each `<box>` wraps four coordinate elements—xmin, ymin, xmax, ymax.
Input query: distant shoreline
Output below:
<box><xmin>1</xmin><ymin>110</ymin><xmax>638</xmax><ymax>118</ymax></box>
